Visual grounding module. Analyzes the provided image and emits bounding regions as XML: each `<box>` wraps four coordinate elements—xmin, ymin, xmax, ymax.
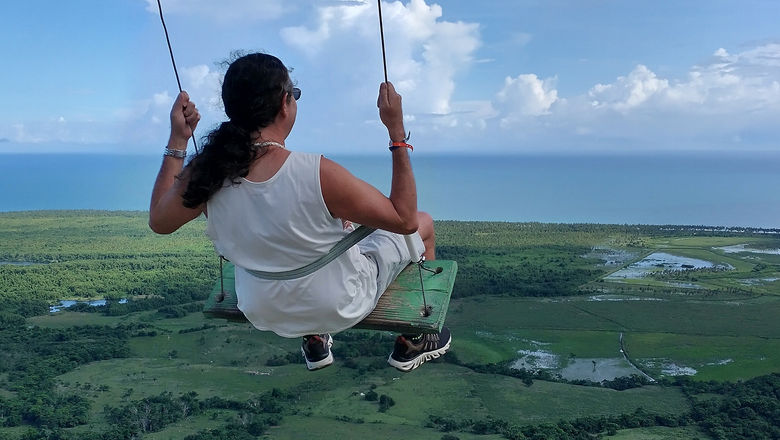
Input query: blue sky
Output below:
<box><xmin>1</xmin><ymin>0</ymin><xmax>779</xmax><ymax>154</ymax></box>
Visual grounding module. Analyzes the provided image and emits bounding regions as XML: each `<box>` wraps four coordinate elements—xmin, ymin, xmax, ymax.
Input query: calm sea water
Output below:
<box><xmin>1</xmin><ymin>152</ymin><xmax>779</xmax><ymax>228</ymax></box>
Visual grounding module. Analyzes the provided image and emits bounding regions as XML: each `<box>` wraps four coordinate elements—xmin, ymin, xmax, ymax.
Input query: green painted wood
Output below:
<box><xmin>203</xmin><ymin>260</ymin><xmax>457</xmax><ymax>334</ymax></box>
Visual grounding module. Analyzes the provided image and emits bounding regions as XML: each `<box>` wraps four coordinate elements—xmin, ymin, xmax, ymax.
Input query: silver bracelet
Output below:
<box><xmin>163</xmin><ymin>148</ymin><xmax>187</xmax><ymax>158</ymax></box>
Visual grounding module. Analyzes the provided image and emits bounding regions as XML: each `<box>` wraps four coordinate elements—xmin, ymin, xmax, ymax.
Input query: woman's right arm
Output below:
<box><xmin>149</xmin><ymin>91</ymin><xmax>204</xmax><ymax>234</ymax></box>
<box><xmin>320</xmin><ymin>82</ymin><xmax>418</xmax><ymax>234</ymax></box>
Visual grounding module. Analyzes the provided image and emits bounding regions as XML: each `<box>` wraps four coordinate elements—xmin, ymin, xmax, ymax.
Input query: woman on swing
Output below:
<box><xmin>149</xmin><ymin>52</ymin><xmax>450</xmax><ymax>372</ymax></box>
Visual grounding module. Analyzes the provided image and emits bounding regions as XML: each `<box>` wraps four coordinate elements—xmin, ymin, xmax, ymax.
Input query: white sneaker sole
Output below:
<box><xmin>302</xmin><ymin>337</ymin><xmax>334</xmax><ymax>371</ymax></box>
<box><xmin>387</xmin><ymin>337</ymin><xmax>451</xmax><ymax>372</ymax></box>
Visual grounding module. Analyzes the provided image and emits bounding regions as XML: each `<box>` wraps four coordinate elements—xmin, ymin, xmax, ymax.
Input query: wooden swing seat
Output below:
<box><xmin>203</xmin><ymin>260</ymin><xmax>457</xmax><ymax>334</ymax></box>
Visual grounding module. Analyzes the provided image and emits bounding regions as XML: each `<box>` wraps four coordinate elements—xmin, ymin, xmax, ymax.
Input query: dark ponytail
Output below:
<box><xmin>181</xmin><ymin>53</ymin><xmax>293</xmax><ymax>208</ymax></box>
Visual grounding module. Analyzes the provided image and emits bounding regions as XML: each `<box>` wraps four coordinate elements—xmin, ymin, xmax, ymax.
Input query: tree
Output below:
<box><xmin>378</xmin><ymin>394</ymin><xmax>395</xmax><ymax>412</ymax></box>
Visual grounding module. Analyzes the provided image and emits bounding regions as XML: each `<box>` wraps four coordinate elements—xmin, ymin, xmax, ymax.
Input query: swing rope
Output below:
<box><xmin>377</xmin><ymin>0</ymin><xmax>389</xmax><ymax>84</ymax></box>
<box><xmin>377</xmin><ymin>0</ymin><xmax>432</xmax><ymax>317</ymax></box>
<box><xmin>156</xmin><ymin>0</ymin><xmax>199</xmax><ymax>154</ymax></box>
<box><xmin>219</xmin><ymin>256</ymin><xmax>225</xmax><ymax>294</ymax></box>
<box><xmin>415</xmin><ymin>257</ymin><xmax>443</xmax><ymax>317</ymax></box>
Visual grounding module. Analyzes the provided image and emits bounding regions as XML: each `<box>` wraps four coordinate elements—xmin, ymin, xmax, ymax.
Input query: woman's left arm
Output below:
<box><xmin>149</xmin><ymin>91</ymin><xmax>204</xmax><ymax>234</ymax></box>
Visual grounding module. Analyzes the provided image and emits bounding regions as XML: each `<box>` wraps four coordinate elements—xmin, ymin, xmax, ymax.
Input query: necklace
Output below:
<box><xmin>252</xmin><ymin>141</ymin><xmax>286</xmax><ymax>149</ymax></box>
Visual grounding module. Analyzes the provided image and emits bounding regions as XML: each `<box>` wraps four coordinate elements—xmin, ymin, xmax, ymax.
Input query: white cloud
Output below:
<box><xmin>281</xmin><ymin>0</ymin><xmax>480</xmax><ymax>117</ymax></box>
<box><xmin>672</xmin><ymin>44</ymin><xmax>780</xmax><ymax>110</ymax></box>
<box><xmin>152</xmin><ymin>91</ymin><xmax>173</xmax><ymax>108</ymax></box>
<box><xmin>495</xmin><ymin>74</ymin><xmax>558</xmax><ymax>126</ymax></box>
<box><xmin>3</xmin><ymin>117</ymin><xmax>124</xmax><ymax>146</ymax></box>
<box><xmin>586</xmin><ymin>44</ymin><xmax>780</xmax><ymax>115</ymax></box>
<box><xmin>405</xmin><ymin>100</ymin><xmax>496</xmax><ymax>138</ymax></box>
<box><xmin>11</xmin><ymin>123</ymin><xmax>40</xmax><ymax>143</ymax></box>
<box><xmin>110</xmin><ymin>65</ymin><xmax>224</xmax><ymax>148</ymax></box>
<box><xmin>280</xmin><ymin>2</ymin><xmax>375</xmax><ymax>57</ymax></box>
<box><xmin>109</xmin><ymin>91</ymin><xmax>179</xmax><ymax>146</ymax></box>
<box><xmin>589</xmin><ymin>65</ymin><xmax>668</xmax><ymax>111</ymax></box>
<box><xmin>182</xmin><ymin>65</ymin><xmax>222</xmax><ymax>109</ymax></box>
<box><xmin>489</xmin><ymin>43</ymin><xmax>780</xmax><ymax>151</ymax></box>
<box><xmin>143</xmin><ymin>0</ymin><xmax>288</xmax><ymax>23</ymax></box>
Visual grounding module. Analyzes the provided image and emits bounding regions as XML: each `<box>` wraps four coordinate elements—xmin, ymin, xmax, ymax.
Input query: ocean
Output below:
<box><xmin>1</xmin><ymin>152</ymin><xmax>779</xmax><ymax>229</ymax></box>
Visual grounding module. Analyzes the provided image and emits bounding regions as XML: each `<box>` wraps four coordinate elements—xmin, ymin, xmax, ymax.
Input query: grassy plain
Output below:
<box><xmin>610</xmin><ymin>426</ymin><xmax>710</xmax><ymax>439</ymax></box>
<box><xmin>2</xmin><ymin>211</ymin><xmax>779</xmax><ymax>439</ymax></box>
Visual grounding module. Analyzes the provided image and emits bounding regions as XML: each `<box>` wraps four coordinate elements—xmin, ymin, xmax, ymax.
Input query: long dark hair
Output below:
<box><xmin>181</xmin><ymin>53</ymin><xmax>293</xmax><ymax>208</ymax></box>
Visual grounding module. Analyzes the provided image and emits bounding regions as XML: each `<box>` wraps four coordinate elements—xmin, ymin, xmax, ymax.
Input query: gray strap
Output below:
<box><xmin>244</xmin><ymin>225</ymin><xmax>376</xmax><ymax>280</ymax></box>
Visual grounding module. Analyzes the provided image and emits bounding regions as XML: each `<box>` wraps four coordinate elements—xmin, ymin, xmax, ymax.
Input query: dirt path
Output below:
<box><xmin>619</xmin><ymin>332</ymin><xmax>656</xmax><ymax>382</ymax></box>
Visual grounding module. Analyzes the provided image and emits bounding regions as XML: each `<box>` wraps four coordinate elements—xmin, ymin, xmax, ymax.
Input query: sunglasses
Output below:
<box><xmin>291</xmin><ymin>87</ymin><xmax>301</xmax><ymax>101</ymax></box>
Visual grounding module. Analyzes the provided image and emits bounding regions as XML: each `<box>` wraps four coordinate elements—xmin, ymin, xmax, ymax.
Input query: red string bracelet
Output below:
<box><xmin>389</xmin><ymin>141</ymin><xmax>413</xmax><ymax>151</ymax></box>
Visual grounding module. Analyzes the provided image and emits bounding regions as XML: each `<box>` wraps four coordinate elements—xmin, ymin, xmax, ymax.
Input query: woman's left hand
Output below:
<box><xmin>169</xmin><ymin>91</ymin><xmax>200</xmax><ymax>147</ymax></box>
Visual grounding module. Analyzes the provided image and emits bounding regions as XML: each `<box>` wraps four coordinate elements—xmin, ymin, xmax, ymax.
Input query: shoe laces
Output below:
<box><xmin>306</xmin><ymin>334</ymin><xmax>328</xmax><ymax>347</ymax></box>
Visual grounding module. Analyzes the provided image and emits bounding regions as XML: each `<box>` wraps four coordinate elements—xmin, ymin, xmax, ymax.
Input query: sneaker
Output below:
<box><xmin>387</xmin><ymin>327</ymin><xmax>451</xmax><ymax>372</ymax></box>
<box><xmin>301</xmin><ymin>334</ymin><xmax>334</xmax><ymax>371</ymax></box>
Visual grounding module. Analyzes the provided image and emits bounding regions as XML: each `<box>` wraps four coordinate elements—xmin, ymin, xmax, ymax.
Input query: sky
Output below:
<box><xmin>1</xmin><ymin>0</ymin><xmax>779</xmax><ymax>155</ymax></box>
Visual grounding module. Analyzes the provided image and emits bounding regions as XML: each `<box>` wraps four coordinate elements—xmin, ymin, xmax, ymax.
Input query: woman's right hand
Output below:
<box><xmin>377</xmin><ymin>82</ymin><xmax>407</xmax><ymax>142</ymax></box>
<box><xmin>169</xmin><ymin>91</ymin><xmax>200</xmax><ymax>148</ymax></box>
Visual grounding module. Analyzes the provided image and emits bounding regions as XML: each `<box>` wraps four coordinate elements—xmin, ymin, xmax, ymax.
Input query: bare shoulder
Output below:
<box><xmin>320</xmin><ymin>155</ymin><xmax>350</xmax><ymax>179</ymax></box>
<box><xmin>319</xmin><ymin>155</ymin><xmax>360</xmax><ymax>192</ymax></box>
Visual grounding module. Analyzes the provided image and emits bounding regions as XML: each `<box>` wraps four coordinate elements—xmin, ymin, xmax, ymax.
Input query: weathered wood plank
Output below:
<box><xmin>203</xmin><ymin>260</ymin><xmax>456</xmax><ymax>334</ymax></box>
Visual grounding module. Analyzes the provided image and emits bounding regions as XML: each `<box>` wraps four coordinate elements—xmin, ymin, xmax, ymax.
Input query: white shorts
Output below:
<box><xmin>358</xmin><ymin>230</ymin><xmax>425</xmax><ymax>295</ymax></box>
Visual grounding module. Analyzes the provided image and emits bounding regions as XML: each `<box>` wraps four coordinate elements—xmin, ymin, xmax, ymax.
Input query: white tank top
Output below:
<box><xmin>205</xmin><ymin>152</ymin><xmax>378</xmax><ymax>337</ymax></box>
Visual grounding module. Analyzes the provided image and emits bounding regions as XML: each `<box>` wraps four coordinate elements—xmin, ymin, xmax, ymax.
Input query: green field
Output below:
<box><xmin>1</xmin><ymin>211</ymin><xmax>778</xmax><ymax>439</ymax></box>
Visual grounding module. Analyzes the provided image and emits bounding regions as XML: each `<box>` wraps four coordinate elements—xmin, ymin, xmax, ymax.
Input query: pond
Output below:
<box><xmin>49</xmin><ymin>298</ymin><xmax>127</xmax><ymax>313</ymax></box>
<box><xmin>510</xmin><ymin>349</ymin><xmax>646</xmax><ymax>382</ymax></box>
<box><xmin>605</xmin><ymin>252</ymin><xmax>729</xmax><ymax>280</ymax></box>
<box><xmin>715</xmin><ymin>244</ymin><xmax>780</xmax><ymax>255</ymax></box>
<box><xmin>559</xmin><ymin>358</ymin><xmax>640</xmax><ymax>382</ymax></box>
<box><xmin>639</xmin><ymin>359</ymin><xmax>698</xmax><ymax>377</ymax></box>
<box><xmin>739</xmin><ymin>277</ymin><xmax>780</xmax><ymax>286</ymax></box>
<box><xmin>587</xmin><ymin>295</ymin><xmax>666</xmax><ymax>302</ymax></box>
<box><xmin>0</xmin><ymin>261</ymin><xmax>42</xmax><ymax>266</ymax></box>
